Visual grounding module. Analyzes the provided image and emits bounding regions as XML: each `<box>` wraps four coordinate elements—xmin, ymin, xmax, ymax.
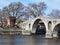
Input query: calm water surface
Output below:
<box><xmin>0</xmin><ymin>35</ymin><xmax>60</xmax><ymax>45</ymax></box>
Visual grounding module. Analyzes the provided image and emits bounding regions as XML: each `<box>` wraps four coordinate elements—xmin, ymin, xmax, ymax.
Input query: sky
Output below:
<box><xmin>0</xmin><ymin>0</ymin><xmax>60</xmax><ymax>15</ymax></box>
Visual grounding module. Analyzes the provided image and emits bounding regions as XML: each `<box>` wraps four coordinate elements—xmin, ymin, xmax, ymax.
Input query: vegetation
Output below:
<box><xmin>0</xmin><ymin>2</ymin><xmax>47</xmax><ymax>28</ymax></box>
<box><xmin>48</xmin><ymin>10</ymin><xmax>60</xmax><ymax>18</ymax></box>
<box><xmin>0</xmin><ymin>1</ymin><xmax>60</xmax><ymax>29</ymax></box>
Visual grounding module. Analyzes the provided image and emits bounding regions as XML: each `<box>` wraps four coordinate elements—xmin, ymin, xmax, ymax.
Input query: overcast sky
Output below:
<box><xmin>0</xmin><ymin>0</ymin><xmax>60</xmax><ymax>15</ymax></box>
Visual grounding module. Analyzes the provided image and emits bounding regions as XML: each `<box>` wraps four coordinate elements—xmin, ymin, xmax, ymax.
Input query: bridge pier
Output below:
<box><xmin>45</xmin><ymin>30</ymin><xmax>53</xmax><ymax>38</ymax></box>
<box><xmin>53</xmin><ymin>31</ymin><xmax>58</xmax><ymax>38</ymax></box>
<box><xmin>45</xmin><ymin>30</ymin><xmax>58</xmax><ymax>38</ymax></box>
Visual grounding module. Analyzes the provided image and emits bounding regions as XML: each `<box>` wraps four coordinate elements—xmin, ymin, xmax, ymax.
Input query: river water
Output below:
<box><xmin>0</xmin><ymin>35</ymin><xmax>60</xmax><ymax>45</ymax></box>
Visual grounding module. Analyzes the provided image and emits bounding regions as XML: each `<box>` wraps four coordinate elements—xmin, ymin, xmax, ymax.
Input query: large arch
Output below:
<box><xmin>31</xmin><ymin>19</ymin><xmax>46</xmax><ymax>35</ymax></box>
<box><xmin>53</xmin><ymin>23</ymin><xmax>60</xmax><ymax>38</ymax></box>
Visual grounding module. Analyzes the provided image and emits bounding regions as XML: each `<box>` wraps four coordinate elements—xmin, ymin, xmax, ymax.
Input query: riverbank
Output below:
<box><xmin>0</xmin><ymin>28</ymin><xmax>22</xmax><ymax>35</ymax></box>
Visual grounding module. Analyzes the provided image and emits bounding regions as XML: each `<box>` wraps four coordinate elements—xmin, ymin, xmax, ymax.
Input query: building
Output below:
<box><xmin>6</xmin><ymin>16</ymin><xmax>16</xmax><ymax>27</ymax></box>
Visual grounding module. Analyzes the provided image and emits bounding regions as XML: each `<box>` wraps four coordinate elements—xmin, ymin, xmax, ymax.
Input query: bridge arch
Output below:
<box><xmin>48</xmin><ymin>21</ymin><xmax>52</xmax><ymax>30</ymax></box>
<box><xmin>31</xmin><ymin>18</ymin><xmax>46</xmax><ymax>35</ymax></box>
<box><xmin>53</xmin><ymin>23</ymin><xmax>60</xmax><ymax>38</ymax></box>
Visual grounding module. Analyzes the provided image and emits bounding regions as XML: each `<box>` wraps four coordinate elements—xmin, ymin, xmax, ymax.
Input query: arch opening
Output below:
<box><xmin>32</xmin><ymin>19</ymin><xmax>46</xmax><ymax>35</ymax></box>
<box><xmin>48</xmin><ymin>21</ymin><xmax>52</xmax><ymax>30</ymax></box>
<box><xmin>53</xmin><ymin>23</ymin><xmax>60</xmax><ymax>38</ymax></box>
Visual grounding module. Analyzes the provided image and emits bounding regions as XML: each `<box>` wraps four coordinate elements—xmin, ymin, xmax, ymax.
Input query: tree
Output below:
<box><xmin>0</xmin><ymin>2</ymin><xmax>25</xmax><ymax>28</ymax></box>
<box><xmin>25</xmin><ymin>2</ymin><xmax>47</xmax><ymax>18</ymax></box>
<box><xmin>19</xmin><ymin>2</ymin><xmax>47</xmax><ymax>21</ymax></box>
<box><xmin>1</xmin><ymin>2</ymin><xmax>24</xmax><ymax>19</ymax></box>
<box><xmin>2</xmin><ymin>7</ymin><xmax>10</xmax><ymax>18</ymax></box>
<box><xmin>0</xmin><ymin>9</ymin><xmax>2</xmax><ymax>19</ymax></box>
<box><xmin>8</xmin><ymin>2</ymin><xmax>24</xmax><ymax>18</ymax></box>
<box><xmin>48</xmin><ymin>10</ymin><xmax>60</xmax><ymax>18</ymax></box>
<box><xmin>20</xmin><ymin>7</ymin><xmax>32</xmax><ymax>20</ymax></box>
<box><xmin>0</xmin><ymin>9</ymin><xmax>7</xmax><ymax>28</ymax></box>
<box><xmin>0</xmin><ymin>9</ymin><xmax>2</xmax><ymax>25</ymax></box>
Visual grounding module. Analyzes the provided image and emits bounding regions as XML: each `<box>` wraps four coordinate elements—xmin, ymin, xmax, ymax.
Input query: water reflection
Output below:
<box><xmin>0</xmin><ymin>35</ymin><xmax>60</xmax><ymax>45</ymax></box>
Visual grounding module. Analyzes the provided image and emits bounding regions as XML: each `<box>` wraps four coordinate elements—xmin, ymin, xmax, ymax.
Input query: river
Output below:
<box><xmin>0</xmin><ymin>35</ymin><xmax>60</xmax><ymax>45</ymax></box>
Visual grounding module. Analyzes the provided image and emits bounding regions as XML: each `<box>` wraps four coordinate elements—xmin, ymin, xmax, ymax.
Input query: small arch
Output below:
<box><xmin>29</xmin><ymin>24</ymin><xmax>31</xmax><ymax>28</ymax></box>
<box><xmin>48</xmin><ymin>21</ymin><xmax>52</xmax><ymax>30</ymax></box>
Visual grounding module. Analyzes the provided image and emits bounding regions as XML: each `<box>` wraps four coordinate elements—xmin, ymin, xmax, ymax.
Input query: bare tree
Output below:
<box><xmin>2</xmin><ymin>7</ymin><xmax>10</xmax><ymax>18</ymax></box>
<box><xmin>0</xmin><ymin>9</ymin><xmax>2</xmax><ymax>24</ymax></box>
<box><xmin>1</xmin><ymin>2</ymin><xmax>24</xmax><ymax>19</ymax></box>
<box><xmin>48</xmin><ymin>10</ymin><xmax>60</xmax><ymax>18</ymax></box>
<box><xmin>0</xmin><ymin>2</ymin><xmax>25</xmax><ymax>28</ymax></box>
<box><xmin>0</xmin><ymin>9</ymin><xmax>2</xmax><ymax>19</ymax></box>
<box><xmin>26</xmin><ymin>2</ymin><xmax>47</xmax><ymax>18</ymax></box>
<box><xmin>0</xmin><ymin>9</ymin><xmax>7</xmax><ymax>27</ymax></box>
<box><xmin>21</xmin><ymin>7</ymin><xmax>32</xmax><ymax>20</ymax></box>
<box><xmin>8</xmin><ymin>2</ymin><xmax>24</xmax><ymax>18</ymax></box>
<box><xmin>20</xmin><ymin>2</ymin><xmax>47</xmax><ymax>21</ymax></box>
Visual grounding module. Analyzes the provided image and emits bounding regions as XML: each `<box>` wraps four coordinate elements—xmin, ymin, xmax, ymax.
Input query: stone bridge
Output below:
<box><xmin>19</xmin><ymin>16</ymin><xmax>60</xmax><ymax>38</ymax></box>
